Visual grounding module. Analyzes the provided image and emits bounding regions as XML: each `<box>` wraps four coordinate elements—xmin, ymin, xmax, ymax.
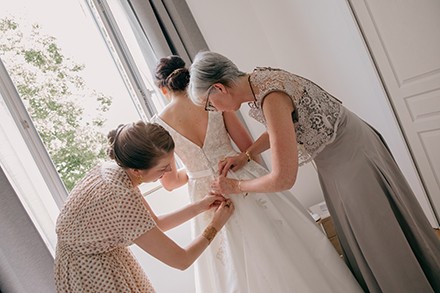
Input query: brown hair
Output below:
<box><xmin>154</xmin><ymin>55</ymin><xmax>190</xmax><ymax>92</ymax></box>
<box><xmin>107</xmin><ymin>121</ymin><xmax>174</xmax><ymax>170</ymax></box>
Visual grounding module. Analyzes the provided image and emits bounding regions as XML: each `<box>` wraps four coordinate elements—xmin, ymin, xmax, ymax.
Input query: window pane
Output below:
<box><xmin>0</xmin><ymin>89</ymin><xmax>59</xmax><ymax>254</ymax></box>
<box><xmin>0</xmin><ymin>0</ymin><xmax>142</xmax><ymax>191</ymax></box>
<box><xmin>104</xmin><ymin>0</ymin><xmax>168</xmax><ymax>112</ymax></box>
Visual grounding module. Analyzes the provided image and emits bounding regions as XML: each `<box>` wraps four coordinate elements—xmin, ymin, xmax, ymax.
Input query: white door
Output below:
<box><xmin>347</xmin><ymin>0</ymin><xmax>440</xmax><ymax>221</ymax></box>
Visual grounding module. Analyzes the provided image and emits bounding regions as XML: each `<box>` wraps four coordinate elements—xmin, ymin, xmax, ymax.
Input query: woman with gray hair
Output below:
<box><xmin>153</xmin><ymin>55</ymin><xmax>362</xmax><ymax>293</ymax></box>
<box><xmin>189</xmin><ymin>51</ymin><xmax>440</xmax><ymax>293</ymax></box>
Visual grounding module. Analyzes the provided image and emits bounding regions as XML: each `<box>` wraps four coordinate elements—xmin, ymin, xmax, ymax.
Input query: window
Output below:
<box><xmin>0</xmin><ymin>0</ymin><xmax>202</xmax><ymax>259</ymax></box>
<box><xmin>0</xmin><ymin>0</ymin><xmax>153</xmax><ymax>253</ymax></box>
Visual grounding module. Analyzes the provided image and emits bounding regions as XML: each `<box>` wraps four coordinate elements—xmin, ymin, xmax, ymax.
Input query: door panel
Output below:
<box><xmin>348</xmin><ymin>0</ymin><xmax>440</xmax><ymax>222</ymax></box>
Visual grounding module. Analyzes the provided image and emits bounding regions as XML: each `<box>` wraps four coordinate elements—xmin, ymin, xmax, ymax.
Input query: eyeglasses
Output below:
<box><xmin>204</xmin><ymin>85</ymin><xmax>217</xmax><ymax>112</ymax></box>
<box><xmin>204</xmin><ymin>85</ymin><xmax>259</xmax><ymax>111</ymax></box>
<box><xmin>248</xmin><ymin>101</ymin><xmax>258</xmax><ymax>109</ymax></box>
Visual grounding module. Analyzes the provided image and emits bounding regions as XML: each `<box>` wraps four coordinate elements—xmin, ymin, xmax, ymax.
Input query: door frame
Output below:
<box><xmin>346</xmin><ymin>0</ymin><xmax>440</xmax><ymax>226</ymax></box>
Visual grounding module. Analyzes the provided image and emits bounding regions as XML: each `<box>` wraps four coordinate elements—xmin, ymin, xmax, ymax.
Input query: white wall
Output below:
<box><xmin>133</xmin><ymin>1</ymin><xmax>438</xmax><ymax>291</ymax></box>
<box><xmin>132</xmin><ymin>183</ymin><xmax>196</xmax><ymax>293</ymax></box>
<box><xmin>186</xmin><ymin>0</ymin><xmax>436</xmax><ymax>225</ymax></box>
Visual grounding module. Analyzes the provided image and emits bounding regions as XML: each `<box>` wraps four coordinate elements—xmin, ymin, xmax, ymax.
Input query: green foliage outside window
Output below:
<box><xmin>0</xmin><ymin>17</ymin><xmax>113</xmax><ymax>191</ymax></box>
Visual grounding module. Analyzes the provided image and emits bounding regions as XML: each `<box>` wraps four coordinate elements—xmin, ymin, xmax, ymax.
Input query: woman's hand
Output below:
<box><xmin>196</xmin><ymin>192</ymin><xmax>226</xmax><ymax>212</ymax></box>
<box><xmin>218</xmin><ymin>153</ymin><xmax>248</xmax><ymax>176</ymax></box>
<box><xmin>211</xmin><ymin>175</ymin><xmax>239</xmax><ymax>195</ymax></box>
<box><xmin>210</xmin><ymin>199</ymin><xmax>234</xmax><ymax>230</ymax></box>
<box><xmin>134</xmin><ymin>198</ymin><xmax>234</xmax><ymax>271</ymax></box>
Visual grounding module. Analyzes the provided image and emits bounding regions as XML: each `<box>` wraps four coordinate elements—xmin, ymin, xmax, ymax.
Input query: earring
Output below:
<box><xmin>137</xmin><ymin>174</ymin><xmax>143</xmax><ymax>185</ymax></box>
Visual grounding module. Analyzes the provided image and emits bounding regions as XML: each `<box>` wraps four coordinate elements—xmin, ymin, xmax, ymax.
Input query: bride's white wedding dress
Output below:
<box><xmin>153</xmin><ymin>112</ymin><xmax>362</xmax><ymax>293</ymax></box>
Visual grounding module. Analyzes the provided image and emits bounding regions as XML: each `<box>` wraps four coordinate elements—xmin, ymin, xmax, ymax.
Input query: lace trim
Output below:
<box><xmin>297</xmin><ymin>106</ymin><xmax>344</xmax><ymax>165</ymax></box>
<box><xmin>248</xmin><ymin>67</ymin><xmax>343</xmax><ymax>166</ymax></box>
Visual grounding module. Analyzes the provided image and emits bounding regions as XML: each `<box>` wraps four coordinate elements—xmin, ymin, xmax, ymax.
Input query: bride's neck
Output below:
<box><xmin>169</xmin><ymin>91</ymin><xmax>188</xmax><ymax>102</ymax></box>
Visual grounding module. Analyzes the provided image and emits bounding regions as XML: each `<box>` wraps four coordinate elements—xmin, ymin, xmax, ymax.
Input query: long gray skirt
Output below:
<box><xmin>313</xmin><ymin>108</ymin><xmax>440</xmax><ymax>293</ymax></box>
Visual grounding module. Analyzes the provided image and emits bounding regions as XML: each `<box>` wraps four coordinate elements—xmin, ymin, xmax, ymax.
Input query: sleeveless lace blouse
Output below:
<box><xmin>248</xmin><ymin>67</ymin><xmax>343</xmax><ymax>165</ymax></box>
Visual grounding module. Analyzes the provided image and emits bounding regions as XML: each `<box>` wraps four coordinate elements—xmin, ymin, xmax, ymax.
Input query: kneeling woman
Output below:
<box><xmin>54</xmin><ymin>121</ymin><xmax>233</xmax><ymax>292</ymax></box>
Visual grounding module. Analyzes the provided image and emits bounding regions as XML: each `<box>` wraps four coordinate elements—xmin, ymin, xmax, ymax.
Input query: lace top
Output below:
<box><xmin>248</xmin><ymin>67</ymin><xmax>343</xmax><ymax>165</ymax></box>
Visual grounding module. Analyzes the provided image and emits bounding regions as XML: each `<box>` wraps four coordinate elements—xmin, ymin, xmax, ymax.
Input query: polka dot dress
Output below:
<box><xmin>55</xmin><ymin>162</ymin><xmax>156</xmax><ymax>292</ymax></box>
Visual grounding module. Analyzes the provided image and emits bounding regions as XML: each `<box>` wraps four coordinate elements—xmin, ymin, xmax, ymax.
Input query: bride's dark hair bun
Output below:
<box><xmin>155</xmin><ymin>55</ymin><xmax>190</xmax><ymax>91</ymax></box>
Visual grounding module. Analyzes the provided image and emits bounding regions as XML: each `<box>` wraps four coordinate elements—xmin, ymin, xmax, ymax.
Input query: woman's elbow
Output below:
<box><xmin>162</xmin><ymin>184</ymin><xmax>175</xmax><ymax>192</ymax></box>
<box><xmin>173</xmin><ymin>256</ymin><xmax>192</xmax><ymax>271</ymax></box>
<box><xmin>160</xmin><ymin>179</ymin><xmax>176</xmax><ymax>192</ymax></box>
<box><xmin>276</xmin><ymin>172</ymin><xmax>297</xmax><ymax>190</ymax></box>
<box><xmin>176</xmin><ymin>263</ymin><xmax>190</xmax><ymax>271</ymax></box>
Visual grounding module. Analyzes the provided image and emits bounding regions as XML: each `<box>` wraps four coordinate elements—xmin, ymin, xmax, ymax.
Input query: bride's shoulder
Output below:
<box><xmin>157</xmin><ymin>103</ymin><xmax>180</xmax><ymax>123</ymax></box>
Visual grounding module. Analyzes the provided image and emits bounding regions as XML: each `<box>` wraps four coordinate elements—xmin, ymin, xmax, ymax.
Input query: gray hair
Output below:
<box><xmin>188</xmin><ymin>51</ymin><xmax>246</xmax><ymax>106</ymax></box>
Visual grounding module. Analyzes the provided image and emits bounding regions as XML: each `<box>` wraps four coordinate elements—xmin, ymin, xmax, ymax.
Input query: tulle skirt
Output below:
<box><xmin>187</xmin><ymin>159</ymin><xmax>362</xmax><ymax>293</ymax></box>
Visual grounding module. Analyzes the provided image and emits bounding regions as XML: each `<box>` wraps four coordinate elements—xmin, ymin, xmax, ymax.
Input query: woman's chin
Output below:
<box><xmin>232</xmin><ymin>102</ymin><xmax>243</xmax><ymax>111</ymax></box>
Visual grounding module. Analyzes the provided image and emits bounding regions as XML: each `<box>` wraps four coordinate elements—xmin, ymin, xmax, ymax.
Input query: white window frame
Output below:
<box><xmin>0</xmin><ymin>60</ymin><xmax>63</xmax><ymax>254</ymax></box>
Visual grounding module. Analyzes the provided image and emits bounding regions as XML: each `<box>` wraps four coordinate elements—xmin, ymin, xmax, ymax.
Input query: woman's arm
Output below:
<box><xmin>141</xmin><ymin>193</ymin><xmax>225</xmax><ymax>231</ymax></box>
<box><xmin>223</xmin><ymin>111</ymin><xmax>254</xmax><ymax>152</ymax></box>
<box><xmin>246</xmin><ymin>131</ymin><xmax>270</xmax><ymax>159</ymax></box>
<box><xmin>134</xmin><ymin>200</ymin><xmax>234</xmax><ymax>270</ymax></box>
<box><xmin>159</xmin><ymin>155</ymin><xmax>188</xmax><ymax>191</ymax></box>
<box><xmin>218</xmin><ymin>112</ymin><xmax>266</xmax><ymax>175</ymax></box>
<box><xmin>213</xmin><ymin>92</ymin><xmax>299</xmax><ymax>194</ymax></box>
<box><xmin>224</xmin><ymin>111</ymin><xmax>269</xmax><ymax>162</ymax></box>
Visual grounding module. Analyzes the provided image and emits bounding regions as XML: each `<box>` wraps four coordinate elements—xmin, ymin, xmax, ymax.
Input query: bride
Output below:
<box><xmin>151</xmin><ymin>55</ymin><xmax>362</xmax><ymax>293</ymax></box>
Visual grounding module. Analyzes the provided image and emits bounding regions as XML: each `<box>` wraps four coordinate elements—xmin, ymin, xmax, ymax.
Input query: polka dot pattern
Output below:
<box><xmin>55</xmin><ymin>162</ymin><xmax>156</xmax><ymax>292</ymax></box>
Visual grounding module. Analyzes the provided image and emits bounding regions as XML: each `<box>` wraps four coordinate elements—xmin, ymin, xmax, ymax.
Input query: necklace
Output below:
<box><xmin>247</xmin><ymin>74</ymin><xmax>258</xmax><ymax>109</ymax></box>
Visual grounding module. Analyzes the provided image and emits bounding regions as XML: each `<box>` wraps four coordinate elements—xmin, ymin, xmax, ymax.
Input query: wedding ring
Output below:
<box><xmin>225</xmin><ymin>202</ymin><xmax>231</xmax><ymax>208</ymax></box>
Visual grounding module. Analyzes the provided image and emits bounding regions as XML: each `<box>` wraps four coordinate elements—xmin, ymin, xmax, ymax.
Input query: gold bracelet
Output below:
<box><xmin>238</xmin><ymin>180</ymin><xmax>248</xmax><ymax>197</ymax></box>
<box><xmin>244</xmin><ymin>150</ymin><xmax>252</xmax><ymax>162</ymax></box>
<box><xmin>202</xmin><ymin>226</ymin><xmax>217</xmax><ymax>244</ymax></box>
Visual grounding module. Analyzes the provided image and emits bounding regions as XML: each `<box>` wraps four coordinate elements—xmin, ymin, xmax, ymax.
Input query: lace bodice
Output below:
<box><xmin>248</xmin><ymin>67</ymin><xmax>343</xmax><ymax>165</ymax></box>
<box><xmin>152</xmin><ymin>112</ymin><xmax>236</xmax><ymax>177</ymax></box>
